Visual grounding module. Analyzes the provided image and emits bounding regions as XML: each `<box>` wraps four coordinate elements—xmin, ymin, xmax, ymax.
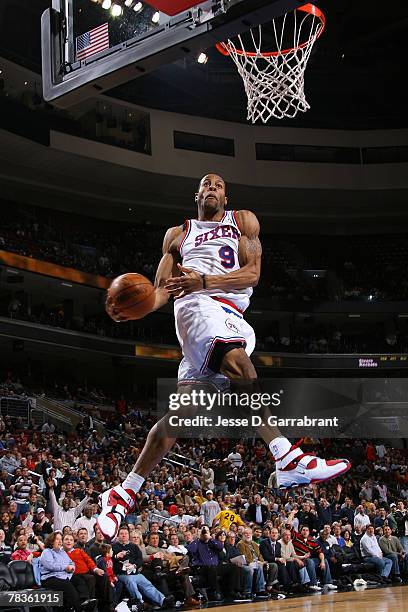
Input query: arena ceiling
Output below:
<box><xmin>0</xmin><ymin>0</ymin><xmax>407</xmax><ymax>129</ymax></box>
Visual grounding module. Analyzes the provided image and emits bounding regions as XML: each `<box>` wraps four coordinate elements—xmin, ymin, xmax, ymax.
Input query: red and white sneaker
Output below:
<box><xmin>97</xmin><ymin>485</ymin><xmax>136</xmax><ymax>541</ymax></box>
<box><xmin>275</xmin><ymin>440</ymin><xmax>351</xmax><ymax>489</ymax></box>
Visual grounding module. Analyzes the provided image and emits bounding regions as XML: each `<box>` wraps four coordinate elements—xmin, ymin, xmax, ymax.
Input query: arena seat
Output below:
<box><xmin>8</xmin><ymin>561</ymin><xmax>38</xmax><ymax>590</ymax></box>
<box><xmin>0</xmin><ymin>563</ymin><xmax>20</xmax><ymax>612</ymax></box>
<box><xmin>7</xmin><ymin>561</ymin><xmax>54</xmax><ymax>612</ymax></box>
<box><xmin>0</xmin><ymin>561</ymin><xmax>16</xmax><ymax>589</ymax></box>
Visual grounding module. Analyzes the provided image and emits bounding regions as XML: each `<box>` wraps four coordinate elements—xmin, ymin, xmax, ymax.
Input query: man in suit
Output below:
<box><xmin>245</xmin><ymin>495</ymin><xmax>269</xmax><ymax>526</ymax></box>
<box><xmin>260</xmin><ymin>527</ymin><xmax>298</xmax><ymax>590</ymax></box>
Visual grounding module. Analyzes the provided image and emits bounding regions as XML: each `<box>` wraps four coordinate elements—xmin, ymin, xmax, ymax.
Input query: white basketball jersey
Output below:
<box><xmin>179</xmin><ymin>209</ymin><xmax>252</xmax><ymax>312</ymax></box>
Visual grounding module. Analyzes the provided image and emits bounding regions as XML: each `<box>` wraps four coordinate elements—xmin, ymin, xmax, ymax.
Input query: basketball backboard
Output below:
<box><xmin>41</xmin><ymin>0</ymin><xmax>301</xmax><ymax>108</ymax></box>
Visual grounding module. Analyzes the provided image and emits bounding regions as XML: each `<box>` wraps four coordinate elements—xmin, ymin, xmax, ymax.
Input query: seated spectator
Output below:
<box><xmin>187</xmin><ymin>525</ymin><xmax>241</xmax><ymax>601</ymax></box>
<box><xmin>135</xmin><ymin>509</ymin><xmax>149</xmax><ymax>534</ymax></box>
<box><xmin>320</xmin><ymin>525</ymin><xmax>337</xmax><ymax>547</ymax></box>
<box><xmin>63</xmin><ymin>533</ymin><xmax>111</xmax><ymax>612</ymax></box>
<box><xmin>162</xmin><ymin>533</ymin><xmax>199</xmax><ymax>605</ymax></box>
<box><xmin>260</xmin><ymin>527</ymin><xmax>296</xmax><ymax>592</ymax></box>
<box><xmin>360</xmin><ymin>524</ymin><xmax>393</xmax><ymax>578</ymax></box>
<box><xmin>343</xmin><ymin>529</ymin><xmax>354</xmax><ymax>548</ymax></box>
<box><xmin>171</xmin><ymin>506</ymin><xmax>197</xmax><ymax>527</ymax></box>
<box><xmin>32</xmin><ymin>507</ymin><xmax>53</xmax><ymax>538</ymax></box>
<box><xmin>354</xmin><ymin>505</ymin><xmax>371</xmax><ymax>531</ymax></box>
<box><xmin>393</xmin><ymin>501</ymin><xmax>408</xmax><ymax>554</ymax></box>
<box><xmin>252</xmin><ymin>527</ymin><xmax>263</xmax><ymax>545</ymax></box>
<box><xmin>144</xmin><ymin>532</ymin><xmax>174</xmax><ymax>595</ymax></box>
<box><xmin>75</xmin><ymin>528</ymin><xmax>91</xmax><ymax>550</ymax></box>
<box><xmin>379</xmin><ymin>525</ymin><xmax>406</xmax><ymax>582</ymax></box>
<box><xmin>316</xmin><ymin>530</ymin><xmax>340</xmax><ymax>575</ymax></box>
<box><xmin>332</xmin><ymin>524</ymin><xmax>346</xmax><ymax>547</ymax></box>
<box><xmin>0</xmin><ymin>512</ymin><xmax>14</xmax><ymax>544</ymax></box>
<box><xmin>130</xmin><ymin>531</ymin><xmax>148</xmax><ymax>561</ymax></box>
<box><xmin>237</xmin><ymin>527</ymin><xmax>269</xmax><ymax>597</ymax></box>
<box><xmin>287</xmin><ymin>511</ymin><xmax>337</xmax><ymax>591</ymax></box>
<box><xmin>112</xmin><ymin>526</ymin><xmax>173</xmax><ymax>610</ymax></box>
<box><xmin>279</xmin><ymin>529</ymin><xmax>310</xmax><ymax>588</ymax></box>
<box><xmin>374</xmin><ymin>508</ymin><xmax>390</xmax><ymax>530</ymax></box>
<box><xmin>39</xmin><ymin>532</ymin><xmax>88</xmax><ymax>612</ymax></box>
<box><xmin>246</xmin><ymin>495</ymin><xmax>269</xmax><ymax>526</ymax></box>
<box><xmin>73</xmin><ymin>506</ymin><xmax>97</xmax><ymax>541</ymax></box>
<box><xmin>11</xmin><ymin>533</ymin><xmax>42</xmax><ymax>561</ymax></box>
<box><xmin>224</xmin><ymin>531</ymin><xmax>260</xmax><ymax>597</ymax></box>
<box><xmin>0</xmin><ymin>528</ymin><xmax>12</xmax><ymax>563</ymax></box>
<box><xmin>351</xmin><ymin>524</ymin><xmax>364</xmax><ymax>546</ymax></box>
<box><xmin>86</xmin><ymin>524</ymin><xmax>106</xmax><ymax>560</ymax></box>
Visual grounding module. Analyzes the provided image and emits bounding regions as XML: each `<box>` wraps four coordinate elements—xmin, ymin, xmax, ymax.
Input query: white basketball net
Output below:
<box><xmin>218</xmin><ymin>6</ymin><xmax>324</xmax><ymax>123</ymax></box>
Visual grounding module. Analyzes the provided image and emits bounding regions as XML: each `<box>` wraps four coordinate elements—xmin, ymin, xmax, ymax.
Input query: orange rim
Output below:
<box><xmin>215</xmin><ymin>3</ymin><xmax>325</xmax><ymax>58</ymax></box>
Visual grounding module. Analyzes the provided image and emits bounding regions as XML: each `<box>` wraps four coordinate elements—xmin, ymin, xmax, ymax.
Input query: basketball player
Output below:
<box><xmin>99</xmin><ymin>174</ymin><xmax>350</xmax><ymax>540</ymax></box>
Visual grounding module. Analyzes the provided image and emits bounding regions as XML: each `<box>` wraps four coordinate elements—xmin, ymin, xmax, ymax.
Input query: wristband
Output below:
<box><xmin>201</xmin><ymin>274</ymin><xmax>207</xmax><ymax>289</ymax></box>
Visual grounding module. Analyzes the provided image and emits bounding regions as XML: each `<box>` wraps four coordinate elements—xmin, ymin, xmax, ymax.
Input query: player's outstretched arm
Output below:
<box><xmin>150</xmin><ymin>226</ymin><xmax>183</xmax><ymax>312</ymax></box>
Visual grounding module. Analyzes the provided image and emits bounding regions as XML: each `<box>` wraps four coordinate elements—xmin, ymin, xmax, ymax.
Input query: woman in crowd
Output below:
<box><xmin>39</xmin><ymin>532</ymin><xmax>83</xmax><ymax>612</ymax></box>
<box><xmin>343</xmin><ymin>529</ymin><xmax>354</xmax><ymax>548</ymax></box>
<box><xmin>130</xmin><ymin>531</ymin><xmax>148</xmax><ymax>561</ymax></box>
<box><xmin>0</xmin><ymin>512</ymin><xmax>14</xmax><ymax>544</ymax></box>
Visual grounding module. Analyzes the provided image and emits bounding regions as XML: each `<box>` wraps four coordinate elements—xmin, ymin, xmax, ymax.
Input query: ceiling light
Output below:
<box><xmin>111</xmin><ymin>3</ymin><xmax>122</xmax><ymax>16</ymax></box>
<box><xmin>133</xmin><ymin>1</ymin><xmax>143</xmax><ymax>11</ymax></box>
<box><xmin>124</xmin><ymin>0</ymin><xmax>133</xmax><ymax>6</ymax></box>
<box><xmin>102</xmin><ymin>0</ymin><xmax>112</xmax><ymax>9</ymax></box>
<box><xmin>151</xmin><ymin>11</ymin><xmax>160</xmax><ymax>23</ymax></box>
<box><xmin>197</xmin><ymin>52</ymin><xmax>208</xmax><ymax>64</ymax></box>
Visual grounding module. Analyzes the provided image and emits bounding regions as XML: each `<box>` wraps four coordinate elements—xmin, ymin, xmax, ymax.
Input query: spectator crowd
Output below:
<box><xmin>2</xmin><ymin>402</ymin><xmax>408</xmax><ymax>611</ymax></box>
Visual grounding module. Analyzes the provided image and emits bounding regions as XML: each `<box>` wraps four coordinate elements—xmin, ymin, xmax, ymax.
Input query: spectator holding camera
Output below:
<box><xmin>187</xmin><ymin>525</ymin><xmax>241</xmax><ymax>601</ymax></box>
<box><xmin>32</xmin><ymin>507</ymin><xmax>53</xmax><ymax>538</ymax></box>
<box><xmin>11</xmin><ymin>533</ymin><xmax>40</xmax><ymax>562</ymax></box>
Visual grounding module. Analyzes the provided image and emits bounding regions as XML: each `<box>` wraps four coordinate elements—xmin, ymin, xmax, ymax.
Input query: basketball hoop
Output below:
<box><xmin>215</xmin><ymin>3</ymin><xmax>325</xmax><ymax>123</ymax></box>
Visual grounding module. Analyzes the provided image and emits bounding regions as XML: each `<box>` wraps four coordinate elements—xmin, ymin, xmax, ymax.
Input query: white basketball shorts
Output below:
<box><xmin>174</xmin><ymin>293</ymin><xmax>256</xmax><ymax>388</ymax></box>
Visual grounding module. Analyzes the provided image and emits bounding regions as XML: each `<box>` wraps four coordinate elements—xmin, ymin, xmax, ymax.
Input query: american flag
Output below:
<box><xmin>76</xmin><ymin>23</ymin><xmax>109</xmax><ymax>61</ymax></box>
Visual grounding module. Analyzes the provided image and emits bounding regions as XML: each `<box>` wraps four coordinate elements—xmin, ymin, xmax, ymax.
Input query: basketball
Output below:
<box><xmin>106</xmin><ymin>273</ymin><xmax>155</xmax><ymax>321</ymax></box>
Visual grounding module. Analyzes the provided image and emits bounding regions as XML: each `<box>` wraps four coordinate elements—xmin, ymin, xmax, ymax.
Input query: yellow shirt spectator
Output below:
<box><xmin>213</xmin><ymin>510</ymin><xmax>245</xmax><ymax>530</ymax></box>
